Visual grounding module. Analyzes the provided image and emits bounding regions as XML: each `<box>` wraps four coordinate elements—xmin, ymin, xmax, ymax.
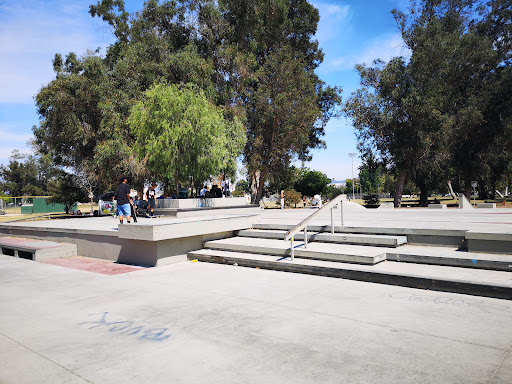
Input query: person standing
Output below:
<box><xmin>146</xmin><ymin>183</ymin><xmax>157</xmax><ymax>217</ymax></box>
<box><xmin>116</xmin><ymin>176</ymin><xmax>132</xmax><ymax>224</ymax></box>
<box><xmin>280</xmin><ymin>190</ymin><xmax>285</xmax><ymax>209</ymax></box>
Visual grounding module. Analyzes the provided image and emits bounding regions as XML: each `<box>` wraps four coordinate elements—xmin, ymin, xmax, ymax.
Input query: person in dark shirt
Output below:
<box><xmin>146</xmin><ymin>183</ymin><xmax>157</xmax><ymax>217</ymax></box>
<box><xmin>116</xmin><ymin>175</ymin><xmax>132</xmax><ymax>224</ymax></box>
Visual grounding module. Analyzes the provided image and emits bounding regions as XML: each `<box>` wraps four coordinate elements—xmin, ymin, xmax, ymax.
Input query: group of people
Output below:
<box><xmin>115</xmin><ymin>176</ymin><xmax>157</xmax><ymax>224</ymax></box>
<box><xmin>199</xmin><ymin>180</ymin><xmax>231</xmax><ymax>198</ymax></box>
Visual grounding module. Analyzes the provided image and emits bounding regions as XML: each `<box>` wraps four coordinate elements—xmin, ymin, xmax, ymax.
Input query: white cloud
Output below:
<box><xmin>0</xmin><ymin>0</ymin><xmax>114</xmax><ymax>104</ymax></box>
<box><xmin>326</xmin><ymin>34</ymin><xmax>410</xmax><ymax>72</ymax></box>
<box><xmin>0</xmin><ymin>126</ymin><xmax>33</xmax><ymax>143</ymax></box>
<box><xmin>312</xmin><ymin>1</ymin><xmax>352</xmax><ymax>44</ymax></box>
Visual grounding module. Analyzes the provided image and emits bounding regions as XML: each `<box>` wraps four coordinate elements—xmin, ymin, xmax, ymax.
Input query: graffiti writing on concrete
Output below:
<box><xmin>389</xmin><ymin>292</ymin><xmax>512</xmax><ymax>317</ymax></box>
<box><xmin>80</xmin><ymin>312</ymin><xmax>171</xmax><ymax>341</ymax></box>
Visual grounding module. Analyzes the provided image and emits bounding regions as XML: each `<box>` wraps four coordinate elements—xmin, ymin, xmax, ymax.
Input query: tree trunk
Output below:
<box><xmin>256</xmin><ymin>169</ymin><xmax>267</xmax><ymax>203</ymax></box>
<box><xmin>464</xmin><ymin>179</ymin><xmax>472</xmax><ymax>200</ymax></box>
<box><xmin>250</xmin><ymin>172</ymin><xmax>258</xmax><ymax>204</ymax></box>
<box><xmin>175</xmin><ymin>172</ymin><xmax>179</xmax><ymax>199</ymax></box>
<box><xmin>419</xmin><ymin>183</ymin><xmax>429</xmax><ymax>207</ymax></box>
<box><xmin>447</xmin><ymin>180</ymin><xmax>457</xmax><ymax>199</ymax></box>
<box><xmin>394</xmin><ymin>168</ymin><xmax>407</xmax><ymax>208</ymax></box>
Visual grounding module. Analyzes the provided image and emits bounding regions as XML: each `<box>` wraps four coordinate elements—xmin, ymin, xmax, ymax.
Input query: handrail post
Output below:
<box><xmin>290</xmin><ymin>237</ymin><xmax>294</xmax><ymax>261</ymax></box>
<box><xmin>340</xmin><ymin>201</ymin><xmax>344</xmax><ymax>226</ymax></box>
<box><xmin>304</xmin><ymin>225</ymin><xmax>308</xmax><ymax>248</ymax></box>
<box><xmin>330</xmin><ymin>207</ymin><xmax>334</xmax><ymax>234</ymax></box>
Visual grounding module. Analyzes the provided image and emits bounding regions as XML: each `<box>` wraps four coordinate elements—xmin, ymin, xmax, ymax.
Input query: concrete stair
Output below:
<box><xmin>188</xmin><ymin>227</ymin><xmax>512</xmax><ymax>299</ymax></box>
<box><xmin>237</xmin><ymin>229</ymin><xmax>407</xmax><ymax>247</ymax></box>
<box><xmin>187</xmin><ymin>248</ymin><xmax>512</xmax><ymax>300</ymax></box>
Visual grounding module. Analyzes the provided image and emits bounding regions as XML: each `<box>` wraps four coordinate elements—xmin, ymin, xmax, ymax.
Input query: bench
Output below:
<box><xmin>0</xmin><ymin>237</ymin><xmax>77</xmax><ymax>261</ymax></box>
<box><xmin>477</xmin><ymin>203</ymin><xmax>496</xmax><ymax>209</ymax></box>
<box><xmin>428</xmin><ymin>204</ymin><xmax>447</xmax><ymax>209</ymax></box>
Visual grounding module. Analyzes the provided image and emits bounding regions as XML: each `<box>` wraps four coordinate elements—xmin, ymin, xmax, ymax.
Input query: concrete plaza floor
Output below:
<box><xmin>1</xmin><ymin>253</ymin><xmax>512</xmax><ymax>384</ymax></box>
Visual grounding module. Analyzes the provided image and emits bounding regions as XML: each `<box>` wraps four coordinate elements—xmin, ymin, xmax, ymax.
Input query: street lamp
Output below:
<box><xmin>348</xmin><ymin>153</ymin><xmax>356</xmax><ymax>199</ymax></box>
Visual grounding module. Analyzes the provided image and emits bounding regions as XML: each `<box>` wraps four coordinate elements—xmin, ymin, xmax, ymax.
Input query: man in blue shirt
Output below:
<box><xmin>116</xmin><ymin>176</ymin><xmax>132</xmax><ymax>224</ymax></box>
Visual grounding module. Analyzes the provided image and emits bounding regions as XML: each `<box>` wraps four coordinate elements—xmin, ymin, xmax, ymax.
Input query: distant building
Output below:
<box><xmin>329</xmin><ymin>179</ymin><xmax>346</xmax><ymax>188</ymax></box>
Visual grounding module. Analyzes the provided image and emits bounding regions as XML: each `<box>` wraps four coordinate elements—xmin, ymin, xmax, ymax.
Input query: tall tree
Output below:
<box><xmin>128</xmin><ymin>83</ymin><xmax>245</xmax><ymax>192</ymax></box>
<box><xmin>202</xmin><ymin>0</ymin><xmax>341</xmax><ymax>203</ymax></box>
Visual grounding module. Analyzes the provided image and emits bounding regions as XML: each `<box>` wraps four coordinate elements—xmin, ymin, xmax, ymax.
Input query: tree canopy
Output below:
<box><xmin>32</xmin><ymin>0</ymin><xmax>340</xmax><ymax>198</ymax></box>
<box><xmin>345</xmin><ymin>0</ymin><xmax>512</xmax><ymax>205</ymax></box>
<box><xmin>128</xmin><ymin>83</ymin><xmax>245</xmax><ymax>191</ymax></box>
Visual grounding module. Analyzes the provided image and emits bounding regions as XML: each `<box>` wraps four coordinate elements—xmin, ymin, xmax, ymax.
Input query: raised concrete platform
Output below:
<box><xmin>238</xmin><ymin>229</ymin><xmax>407</xmax><ymax>247</ymax></box>
<box><xmin>188</xmin><ymin>249</ymin><xmax>512</xmax><ymax>299</ymax></box>
<box><xmin>156</xmin><ymin>196</ymin><xmax>248</xmax><ymax>209</ymax></box>
<box><xmin>477</xmin><ymin>202</ymin><xmax>496</xmax><ymax>208</ymax></box>
<box><xmin>204</xmin><ymin>237</ymin><xmax>387</xmax><ymax>265</ymax></box>
<box><xmin>466</xmin><ymin>231</ymin><xmax>512</xmax><ymax>255</ymax></box>
<box><xmin>154</xmin><ymin>204</ymin><xmax>260</xmax><ymax>218</ymax></box>
<box><xmin>0</xmin><ymin>213</ymin><xmax>258</xmax><ymax>267</ymax></box>
<box><xmin>253</xmin><ymin>223</ymin><xmax>467</xmax><ymax>248</ymax></box>
<box><xmin>428</xmin><ymin>204</ymin><xmax>447</xmax><ymax>209</ymax></box>
<box><xmin>0</xmin><ymin>236</ymin><xmax>76</xmax><ymax>261</ymax></box>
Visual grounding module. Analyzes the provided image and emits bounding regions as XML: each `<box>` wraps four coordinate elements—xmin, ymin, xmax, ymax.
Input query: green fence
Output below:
<box><xmin>20</xmin><ymin>198</ymin><xmax>76</xmax><ymax>214</ymax></box>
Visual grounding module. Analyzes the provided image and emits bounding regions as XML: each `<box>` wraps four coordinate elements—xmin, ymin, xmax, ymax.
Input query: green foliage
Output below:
<box><xmin>294</xmin><ymin>169</ymin><xmax>331</xmax><ymax>197</ymax></box>
<box><xmin>47</xmin><ymin>173</ymin><xmax>87</xmax><ymax>214</ymax></box>
<box><xmin>344</xmin><ymin>179</ymin><xmax>353</xmax><ymax>195</ymax></box>
<box><xmin>363</xmin><ymin>193</ymin><xmax>380</xmax><ymax>206</ymax></box>
<box><xmin>231</xmin><ymin>188</ymin><xmax>245</xmax><ymax>197</ymax></box>
<box><xmin>0</xmin><ymin>150</ymin><xmax>55</xmax><ymax>197</ymax></box>
<box><xmin>324</xmin><ymin>184</ymin><xmax>343</xmax><ymax>200</ymax></box>
<box><xmin>345</xmin><ymin>0</ymin><xmax>512</xmax><ymax>205</ymax></box>
<box><xmin>359</xmin><ymin>151</ymin><xmax>382</xmax><ymax>193</ymax></box>
<box><xmin>128</xmin><ymin>83</ymin><xmax>245</xmax><ymax>190</ymax></box>
<box><xmin>284</xmin><ymin>189</ymin><xmax>302</xmax><ymax>207</ymax></box>
<box><xmin>235</xmin><ymin>180</ymin><xmax>250</xmax><ymax>194</ymax></box>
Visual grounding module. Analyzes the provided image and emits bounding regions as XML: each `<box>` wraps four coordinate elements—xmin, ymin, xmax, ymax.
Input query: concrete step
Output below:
<box><xmin>204</xmin><ymin>236</ymin><xmax>512</xmax><ymax>272</ymax></box>
<box><xmin>187</xmin><ymin>249</ymin><xmax>512</xmax><ymax>300</ymax></box>
<box><xmin>0</xmin><ymin>236</ymin><xmax>77</xmax><ymax>261</ymax></box>
<box><xmin>238</xmin><ymin>229</ymin><xmax>407</xmax><ymax>247</ymax></box>
<box><xmin>204</xmin><ymin>237</ymin><xmax>387</xmax><ymax>265</ymax></box>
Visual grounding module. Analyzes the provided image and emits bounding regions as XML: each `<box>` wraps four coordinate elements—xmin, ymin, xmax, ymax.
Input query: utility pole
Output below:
<box><xmin>349</xmin><ymin>153</ymin><xmax>356</xmax><ymax>199</ymax></box>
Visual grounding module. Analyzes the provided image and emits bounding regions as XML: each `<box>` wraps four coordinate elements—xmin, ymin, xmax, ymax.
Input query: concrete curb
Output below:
<box><xmin>187</xmin><ymin>251</ymin><xmax>512</xmax><ymax>300</ymax></box>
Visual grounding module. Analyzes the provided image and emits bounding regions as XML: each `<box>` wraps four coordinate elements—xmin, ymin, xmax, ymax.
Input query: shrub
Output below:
<box><xmin>284</xmin><ymin>189</ymin><xmax>302</xmax><ymax>207</ymax></box>
<box><xmin>363</xmin><ymin>193</ymin><xmax>380</xmax><ymax>206</ymax></box>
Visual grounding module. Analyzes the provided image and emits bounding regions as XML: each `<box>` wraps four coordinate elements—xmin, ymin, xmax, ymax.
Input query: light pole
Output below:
<box><xmin>348</xmin><ymin>153</ymin><xmax>356</xmax><ymax>199</ymax></box>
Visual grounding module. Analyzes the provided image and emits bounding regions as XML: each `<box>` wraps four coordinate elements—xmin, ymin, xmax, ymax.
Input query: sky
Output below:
<box><xmin>0</xmin><ymin>0</ymin><xmax>411</xmax><ymax>181</ymax></box>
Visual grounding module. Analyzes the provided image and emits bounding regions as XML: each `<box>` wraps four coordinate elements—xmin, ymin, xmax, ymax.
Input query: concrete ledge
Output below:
<box><xmin>154</xmin><ymin>205</ymin><xmax>261</xmax><ymax>218</ymax></box>
<box><xmin>0</xmin><ymin>237</ymin><xmax>77</xmax><ymax>261</ymax></box>
<box><xmin>428</xmin><ymin>204</ymin><xmax>447</xmax><ymax>209</ymax></box>
<box><xmin>477</xmin><ymin>203</ymin><xmax>496</xmax><ymax>209</ymax></box>
<box><xmin>118</xmin><ymin>214</ymin><xmax>257</xmax><ymax>241</ymax></box>
<box><xmin>188</xmin><ymin>250</ymin><xmax>512</xmax><ymax>300</ymax></box>
<box><xmin>252</xmin><ymin>224</ymin><xmax>467</xmax><ymax>248</ymax></box>
<box><xmin>238</xmin><ymin>229</ymin><xmax>407</xmax><ymax>247</ymax></box>
<box><xmin>466</xmin><ymin>231</ymin><xmax>512</xmax><ymax>255</ymax></box>
<box><xmin>204</xmin><ymin>238</ymin><xmax>386</xmax><ymax>265</ymax></box>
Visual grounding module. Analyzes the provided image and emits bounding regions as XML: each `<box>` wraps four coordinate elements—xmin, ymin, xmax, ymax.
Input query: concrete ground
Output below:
<box><xmin>1</xmin><ymin>254</ymin><xmax>511</xmax><ymax>384</ymax></box>
<box><xmin>258</xmin><ymin>206</ymin><xmax>512</xmax><ymax>232</ymax></box>
<box><xmin>2</xmin><ymin>205</ymin><xmax>511</xmax><ymax>234</ymax></box>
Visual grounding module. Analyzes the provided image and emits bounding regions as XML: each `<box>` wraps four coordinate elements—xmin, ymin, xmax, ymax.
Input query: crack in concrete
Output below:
<box><xmin>0</xmin><ymin>331</ymin><xmax>93</xmax><ymax>384</ymax></box>
<box><xmin>489</xmin><ymin>341</ymin><xmax>512</xmax><ymax>383</ymax></box>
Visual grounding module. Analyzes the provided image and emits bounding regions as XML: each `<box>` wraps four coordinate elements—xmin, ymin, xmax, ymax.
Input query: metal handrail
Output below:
<box><xmin>284</xmin><ymin>194</ymin><xmax>345</xmax><ymax>260</ymax></box>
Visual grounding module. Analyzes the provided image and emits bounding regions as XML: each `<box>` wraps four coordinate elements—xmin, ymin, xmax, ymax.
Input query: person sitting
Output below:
<box><xmin>200</xmin><ymin>185</ymin><xmax>208</xmax><ymax>197</ymax></box>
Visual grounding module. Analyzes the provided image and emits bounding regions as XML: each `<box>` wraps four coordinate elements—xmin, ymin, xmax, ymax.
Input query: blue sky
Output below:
<box><xmin>0</xmin><ymin>0</ymin><xmax>411</xmax><ymax>180</ymax></box>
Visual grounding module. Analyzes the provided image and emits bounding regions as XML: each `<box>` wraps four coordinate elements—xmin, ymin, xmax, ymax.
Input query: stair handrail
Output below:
<box><xmin>285</xmin><ymin>194</ymin><xmax>345</xmax><ymax>242</ymax></box>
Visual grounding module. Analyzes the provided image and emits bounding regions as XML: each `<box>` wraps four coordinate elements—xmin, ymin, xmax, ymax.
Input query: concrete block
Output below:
<box><xmin>0</xmin><ymin>237</ymin><xmax>77</xmax><ymax>261</ymax></box>
<box><xmin>466</xmin><ymin>231</ymin><xmax>512</xmax><ymax>254</ymax></box>
<box><xmin>477</xmin><ymin>203</ymin><xmax>496</xmax><ymax>209</ymax></box>
<box><xmin>238</xmin><ymin>229</ymin><xmax>407</xmax><ymax>247</ymax></box>
<box><xmin>377</xmin><ymin>203</ymin><xmax>394</xmax><ymax>209</ymax></box>
<box><xmin>428</xmin><ymin>204</ymin><xmax>447</xmax><ymax>209</ymax></box>
<box><xmin>458</xmin><ymin>193</ymin><xmax>474</xmax><ymax>209</ymax></box>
